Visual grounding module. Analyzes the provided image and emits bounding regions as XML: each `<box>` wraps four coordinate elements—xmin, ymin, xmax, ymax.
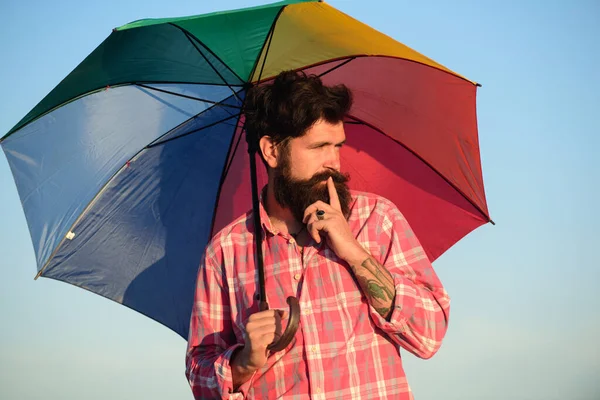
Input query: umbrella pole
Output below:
<box><xmin>247</xmin><ymin>135</ymin><xmax>300</xmax><ymax>352</ymax></box>
<box><xmin>247</xmin><ymin>145</ymin><xmax>268</xmax><ymax>311</ymax></box>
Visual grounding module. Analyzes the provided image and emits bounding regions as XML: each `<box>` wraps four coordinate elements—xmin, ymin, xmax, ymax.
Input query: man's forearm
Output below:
<box><xmin>349</xmin><ymin>255</ymin><xmax>395</xmax><ymax>319</ymax></box>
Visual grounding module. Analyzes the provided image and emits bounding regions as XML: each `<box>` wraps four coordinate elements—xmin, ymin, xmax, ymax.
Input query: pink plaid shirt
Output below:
<box><xmin>186</xmin><ymin>191</ymin><xmax>450</xmax><ymax>399</ymax></box>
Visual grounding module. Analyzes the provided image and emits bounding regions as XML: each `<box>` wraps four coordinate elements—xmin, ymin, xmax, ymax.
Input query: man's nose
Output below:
<box><xmin>323</xmin><ymin>147</ymin><xmax>341</xmax><ymax>171</ymax></box>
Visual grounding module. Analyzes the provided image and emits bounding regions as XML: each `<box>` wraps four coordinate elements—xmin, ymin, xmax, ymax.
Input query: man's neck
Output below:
<box><xmin>264</xmin><ymin>183</ymin><xmax>303</xmax><ymax>236</ymax></box>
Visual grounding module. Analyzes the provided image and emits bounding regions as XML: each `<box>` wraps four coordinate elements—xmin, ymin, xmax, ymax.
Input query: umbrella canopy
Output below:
<box><xmin>0</xmin><ymin>0</ymin><xmax>490</xmax><ymax>338</ymax></box>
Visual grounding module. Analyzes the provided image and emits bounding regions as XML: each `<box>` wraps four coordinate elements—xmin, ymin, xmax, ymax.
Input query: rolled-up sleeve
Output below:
<box><xmin>185</xmin><ymin>245</ymin><xmax>254</xmax><ymax>399</ymax></box>
<box><xmin>367</xmin><ymin>202</ymin><xmax>451</xmax><ymax>359</ymax></box>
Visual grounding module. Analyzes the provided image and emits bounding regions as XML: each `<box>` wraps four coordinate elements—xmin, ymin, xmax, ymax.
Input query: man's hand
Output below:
<box><xmin>303</xmin><ymin>177</ymin><xmax>368</xmax><ymax>265</ymax></box>
<box><xmin>303</xmin><ymin>178</ymin><xmax>395</xmax><ymax>319</ymax></box>
<box><xmin>231</xmin><ymin>309</ymin><xmax>287</xmax><ymax>389</ymax></box>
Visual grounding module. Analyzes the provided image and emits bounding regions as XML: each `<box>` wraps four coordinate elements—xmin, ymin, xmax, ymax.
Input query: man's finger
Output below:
<box><xmin>249</xmin><ymin>309</ymin><xmax>284</xmax><ymax>322</ymax></box>
<box><xmin>305</xmin><ymin>210</ymin><xmax>324</xmax><ymax>227</ymax></box>
<box><xmin>276</xmin><ymin>309</ymin><xmax>289</xmax><ymax>320</ymax></box>
<box><xmin>327</xmin><ymin>177</ymin><xmax>342</xmax><ymax>211</ymax></box>
<box><xmin>309</xmin><ymin>220</ymin><xmax>329</xmax><ymax>243</ymax></box>
<box><xmin>303</xmin><ymin>201</ymin><xmax>334</xmax><ymax>223</ymax></box>
<box><xmin>304</xmin><ymin>215</ymin><xmax>323</xmax><ymax>243</ymax></box>
<box><xmin>307</xmin><ymin>222</ymin><xmax>321</xmax><ymax>243</ymax></box>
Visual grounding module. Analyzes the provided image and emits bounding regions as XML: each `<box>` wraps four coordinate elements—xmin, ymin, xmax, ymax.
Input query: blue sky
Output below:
<box><xmin>1</xmin><ymin>1</ymin><xmax>599</xmax><ymax>399</ymax></box>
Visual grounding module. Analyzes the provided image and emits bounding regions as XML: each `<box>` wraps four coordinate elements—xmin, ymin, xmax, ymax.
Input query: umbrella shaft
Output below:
<box><xmin>248</xmin><ymin>147</ymin><xmax>268</xmax><ymax>308</ymax></box>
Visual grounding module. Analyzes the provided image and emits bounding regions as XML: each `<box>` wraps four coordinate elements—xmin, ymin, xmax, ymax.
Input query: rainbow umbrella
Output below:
<box><xmin>0</xmin><ymin>0</ymin><xmax>491</xmax><ymax>339</ymax></box>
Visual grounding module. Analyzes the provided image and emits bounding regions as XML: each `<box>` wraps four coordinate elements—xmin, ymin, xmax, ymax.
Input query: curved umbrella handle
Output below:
<box><xmin>267</xmin><ymin>296</ymin><xmax>300</xmax><ymax>352</ymax></box>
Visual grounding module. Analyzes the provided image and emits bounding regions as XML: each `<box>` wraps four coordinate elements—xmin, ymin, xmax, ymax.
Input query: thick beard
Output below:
<box><xmin>273</xmin><ymin>156</ymin><xmax>352</xmax><ymax>224</ymax></box>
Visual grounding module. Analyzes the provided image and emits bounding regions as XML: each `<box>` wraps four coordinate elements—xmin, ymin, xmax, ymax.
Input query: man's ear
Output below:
<box><xmin>259</xmin><ymin>135</ymin><xmax>279</xmax><ymax>169</ymax></box>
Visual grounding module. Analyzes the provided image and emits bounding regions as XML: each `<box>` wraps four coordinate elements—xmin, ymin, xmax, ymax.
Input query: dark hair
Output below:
<box><xmin>243</xmin><ymin>70</ymin><xmax>353</xmax><ymax>150</ymax></box>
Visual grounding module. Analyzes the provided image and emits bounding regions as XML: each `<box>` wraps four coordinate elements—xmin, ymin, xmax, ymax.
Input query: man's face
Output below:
<box><xmin>273</xmin><ymin>119</ymin><xmax>352</xmax><ymax>223</ymax></box>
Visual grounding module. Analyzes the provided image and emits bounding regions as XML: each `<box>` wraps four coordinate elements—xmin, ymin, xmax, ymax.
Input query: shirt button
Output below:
<box><xmin>289</xmin><ymin>238</ymin><xmax>295</xmax><ymax>244</ymax></box>
<box><xmin>316</xmin><ymin>388</ymin><xmax>322</xmax><ymax>393</ymax></box>
<box><xmin>294</xmin><ymin>273</ymin><xmax>301</xmax><ymax>280</ymax></box>
<box><xmin>311</xmin><ymin>346</ymin><xmax>317</xmax><ymax>353</ymax></box>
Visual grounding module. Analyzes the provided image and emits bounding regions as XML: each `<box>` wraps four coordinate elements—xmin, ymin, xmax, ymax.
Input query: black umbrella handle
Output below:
<box><xmin>246</xmin><ymin>128</ymin><xmax>300</xmax><ymax>353</ymax></box>
<box><xmin>264</xmin><ymin>296</ymin><xmax>300</xmax><ymax>352</ymax></box>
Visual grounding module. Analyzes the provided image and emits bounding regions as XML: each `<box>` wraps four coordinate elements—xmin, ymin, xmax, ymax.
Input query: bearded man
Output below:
<box><xmin>185</xmin><ymin>71</ymin><xmax>450</xmax><ymax>399</ymax></box>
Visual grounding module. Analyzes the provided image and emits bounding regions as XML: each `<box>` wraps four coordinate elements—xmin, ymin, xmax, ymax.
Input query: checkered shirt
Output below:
<box><xmin>186</xmin><ymin>191</ymin><xmax>450</xmax><ymax>399</ymax></box>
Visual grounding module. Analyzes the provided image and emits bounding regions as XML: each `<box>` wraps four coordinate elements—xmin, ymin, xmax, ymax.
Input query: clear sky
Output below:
<box><xmin>1</xmin><ymin>1</ymin><xmax>599</xmax><ymax>399</ymax></box>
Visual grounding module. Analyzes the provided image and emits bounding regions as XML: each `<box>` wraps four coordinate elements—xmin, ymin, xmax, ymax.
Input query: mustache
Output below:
<box><xmin>302</xmin><ymin>170</ymin><xmax>349</xmax><ymax>186</ymax></box>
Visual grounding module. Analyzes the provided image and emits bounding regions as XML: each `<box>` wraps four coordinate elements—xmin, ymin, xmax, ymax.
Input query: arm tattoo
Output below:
<box><xmin>351</xmin><ymin>257</ymin><xmax>395</xmax><ymax>319</ymax></box>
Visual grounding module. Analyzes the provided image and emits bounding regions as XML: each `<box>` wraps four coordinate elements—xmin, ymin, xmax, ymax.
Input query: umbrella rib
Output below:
<box><xmin>135</xmin><ymin>83</ymin><xmax>242</xmax><ymax>109</ymax></box>
<box><xmin>1</xmin><ymin>81</ymin><xmax>244</xmax><ymax>143</ymax></box>
<box><xmin>170</xmin><ymin>23</ymin><xmax>244</xmax><ymax>104</ymax></box>
<box><xmin>146</xmin><ymin>113</ymin><xmax>241</xmax><ymax>149</ymax></box>
<box><xmin>346</xmin><ymin>114</ymin><xmax>493</xmax><ymax>224</ymax></box>
<box><xmin>145</xmin><ymin>90</ymin><xmax>243</xmax><ymax>148</ymax></box>
<box><xmin>316</xmin><ymin>57</ymin><xmax>356</xmax><ymax>78</ymax></box>
<box><xmin>247</xmin><ymin>3</ymin><xmax>287</xmax><ymax>84</ymax></box>
<box><xmin>222</xmin><ymin>124</ymin><xmax>245</xmax><ymax>179</ymax></box>
<box><xmin>167</xmin><ymin>23</ymin><xmax>245</xmax><ymax>84</ymax></box>
<box><xmin>255</xmin><ymin>25</ymin><xmax>275</xmax><ymax>84</ymax></box>
<box><xmin>5</xmin><ymin>82</ymin><xmax>239</xmax><ymax>146</ymax></box>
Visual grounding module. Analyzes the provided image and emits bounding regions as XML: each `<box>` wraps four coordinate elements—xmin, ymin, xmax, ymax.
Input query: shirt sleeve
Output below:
<box><xmin>366</xmin><ymin>201</ymin><xmax>451</xmax><ymax>359</ymax></box>
<box><xmin>185</xmin><ymin>244</ymin><xmax>255</xmax><ymax>399</ymax></box>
